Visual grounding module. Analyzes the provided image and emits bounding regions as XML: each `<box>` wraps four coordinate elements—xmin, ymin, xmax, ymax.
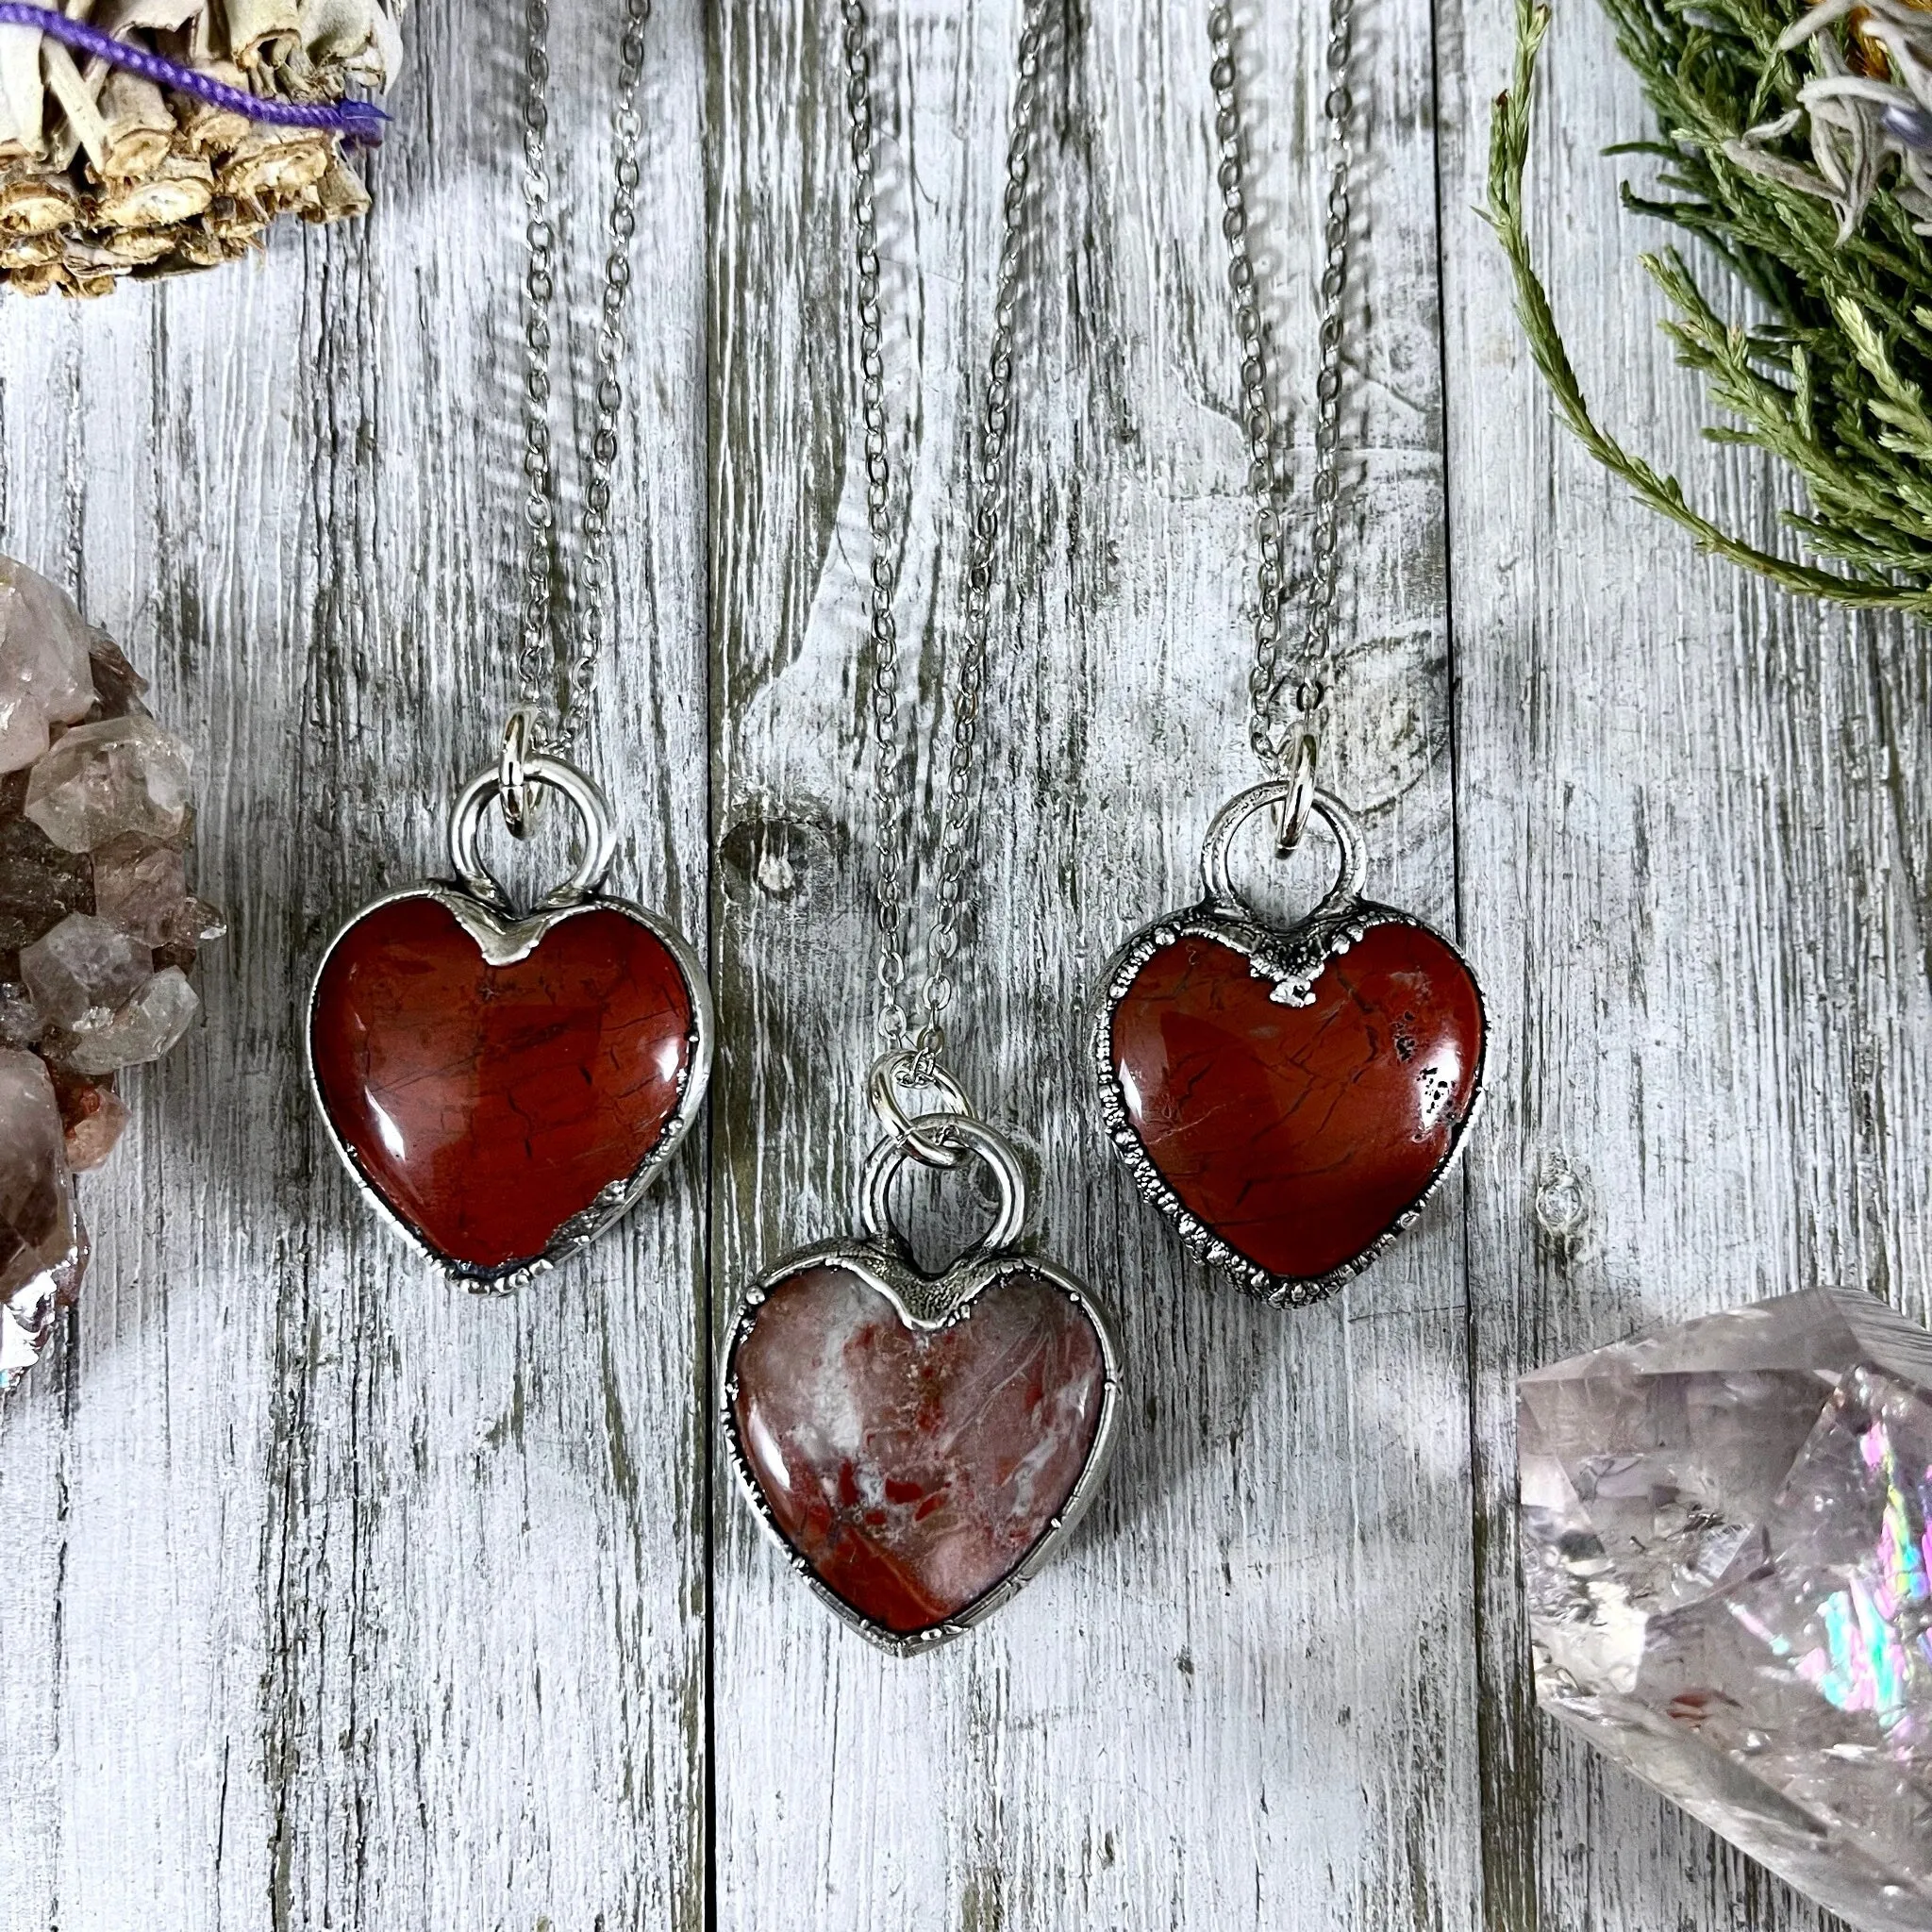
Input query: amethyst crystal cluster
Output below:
<box><xmin>0</xmin><ymin>556</ymin><xmax>221</xmax><ymax>1389</ymax></box>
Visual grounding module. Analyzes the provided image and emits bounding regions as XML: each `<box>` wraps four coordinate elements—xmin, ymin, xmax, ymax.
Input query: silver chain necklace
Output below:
<box><xmin>721</xmin><ymin>1</ymin><xmax>1123</xmax><ymax>1657</ymax></box>
<box><xmin>514</xmin><ymin>0</ymin><xmax>651</xmax><ymax>757</ymax></box>
<box><xmin>1088</xmin><ymin>2</ymin><xmax>1489</xmax><ymax>1311</ymax></box>
<box><xmin>1211</xmin><ymin>0</ymin><xmax>1353</xmax><ymax>790</ymax></box>
<box><xmin>844</xmin><ymin>0</ymin><xmax>1045</xmax><ymax>1090</ymax></box>
<box><xmin>307</xmin><ymin>7</ymin><xmax>714</xmax><ymax>1290</ymax></box>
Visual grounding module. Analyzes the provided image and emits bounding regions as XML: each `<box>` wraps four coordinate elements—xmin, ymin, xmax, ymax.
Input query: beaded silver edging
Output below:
<box><xmin>1090</xmin><ymin>782</ymin><xmax>1487</xmax><ymax>1309</ymax></box>
<box><xmin>719</xmin><ymin>1233</ymin><xmax>1124</xmax><ymax>1658</ymax></box>
<box><xmin>306</xmin><ymin>752</ymin><xmax>714</xmax><ymax>1293</ymax></box>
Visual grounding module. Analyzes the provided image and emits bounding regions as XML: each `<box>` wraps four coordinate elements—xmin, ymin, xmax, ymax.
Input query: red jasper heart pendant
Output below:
<box><xmin>1094</xmin><ymin>782</ymin><xmax>1486</xmax><ymax>1307</ymax></box>
<box><xmin>308</xmin><ymin>744</ymin><xmax>711</xmax><ymax>1289</ymax></box>
<box><xmin>724</xmin><ymin>1116</ymin><xmax>1122</xmax><ymax>1654</ymax></box>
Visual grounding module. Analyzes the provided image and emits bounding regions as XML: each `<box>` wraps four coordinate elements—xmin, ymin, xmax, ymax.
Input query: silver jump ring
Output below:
<box><xmin>1272</xmin><ymin>730</ymin><xmax>1319</xmax><ymax>857</ymax></box>
<box><xmin>866</xmin><ymin>1048</ymin><xmax>974</xmax><ymax>1170</ymax></box>
<box><xmin>1201</xmin><ymin>780</ymin><xmax>1366</xmax><ymax>922</ymax></box>
<box><xmin>859</xmin><ymin>1112</ymin><xmax>1029</xmax><ymax>1259</ymax></box>
<box><xmin>449</xmin><ymin>750</ymin><xmax>618</xmax><ymax>909</ymax></box>
<box><xmin>499</xmin><ymin>707</ymin><xmax>544</xmax><ymax>840</ymax></box>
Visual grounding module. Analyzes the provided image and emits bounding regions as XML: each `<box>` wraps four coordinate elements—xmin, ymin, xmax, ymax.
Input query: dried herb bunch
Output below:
<box><xmin>0</xmin><ymin>0</ymin><xmax>403</xmax><ymax>297</ymax></box>
<box><xmin>1491</xmin><ymin>0</ymin><xmax>1932</xmax><ymax>612</ymax></box>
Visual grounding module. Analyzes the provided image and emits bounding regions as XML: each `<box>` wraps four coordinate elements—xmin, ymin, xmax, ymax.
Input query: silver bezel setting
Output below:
<box><xmin>1091</xmin><ymin>897</ymin><xmax>1486</xmax><ymax>1307</ymax></box>
<box><xmin>720</xmin><ymin>1237</ymin><xmax>1124</xmax><ymax>1657</ymax></box>
<box><xmin>306</xmin><ymin>880</ymin><xmax>715</xmax><ymax>1293</ymax></box>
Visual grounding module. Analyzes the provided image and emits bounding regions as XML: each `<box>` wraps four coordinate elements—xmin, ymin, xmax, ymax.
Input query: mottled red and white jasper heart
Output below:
<box><xmin>723</xmin><ymin>1249</ymin><xmax>1119</xmax><ymax>1651</ymax></box>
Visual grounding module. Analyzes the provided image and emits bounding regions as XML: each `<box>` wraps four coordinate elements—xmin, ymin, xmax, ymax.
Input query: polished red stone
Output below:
<box><xmin>1110</xmin><ymin>920</ymin><xmax>1484</xmax><ymax>1283</ymax></box>
<box><xmin>310</xmin><ymin>896</ymin><xmax>693</xmax><ymax>1274</ymax></box>
<box><xmin>731</xmin><ymin>1264</ymin><xmax>1107</xmax><ymax>1635</ymax></box>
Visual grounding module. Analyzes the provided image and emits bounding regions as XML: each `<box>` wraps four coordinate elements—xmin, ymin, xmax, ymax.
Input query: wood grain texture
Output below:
<box><xmin>0</xmin><ymin>0</ymin><xmax>1919</xmax><ymax>1924</ymax></box>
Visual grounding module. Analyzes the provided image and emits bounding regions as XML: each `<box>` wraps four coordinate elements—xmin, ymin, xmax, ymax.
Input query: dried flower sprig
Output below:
<box><xmin>1489</xmin><ymin>0</ymin><xmax>1932</xmax><ymax>610</ymax></box>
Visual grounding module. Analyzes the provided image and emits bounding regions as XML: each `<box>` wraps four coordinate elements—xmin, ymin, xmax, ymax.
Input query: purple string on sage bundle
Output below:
<box><xmin>0</xmin><ymin>3</ymin><xmax>389</xmax><ymax>143</ymax></box>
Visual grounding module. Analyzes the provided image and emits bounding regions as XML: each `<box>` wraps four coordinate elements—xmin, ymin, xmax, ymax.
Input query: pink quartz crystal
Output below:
<box><xmin>22</xmin><ymin>912</ymin><xmax>153</xmax><ymax>1029</ymax></box>
<box><xmin>90</xmin><ymin>833</ymin><xmax>219</xmax><ymax>948</ymax></box>
<box><xmin>25</xmin><ymin>714</ymin><xmax>192</xmax><ymax>853</ymax></box>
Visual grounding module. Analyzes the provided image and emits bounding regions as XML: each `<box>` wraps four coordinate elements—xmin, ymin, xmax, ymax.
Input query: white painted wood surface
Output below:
<box><xmin>0</xmin><ymin>0</ymin><xmax>1915</xmax><ymax>1924</ymax></box>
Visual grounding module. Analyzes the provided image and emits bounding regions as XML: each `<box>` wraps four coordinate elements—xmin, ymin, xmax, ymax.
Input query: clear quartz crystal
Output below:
<box><xmin>0</xmin><ymin>982</ymin><xmax>41</xmax><ymax>1044</ymax></box>
<box><xmin>21</xmin><ymin>911</ymin><xmax>152</xmax><ymax>1031</ymax></box>
<box><xmin>0</xmin><ymin>1045</ymin><xmax>82</xmax><ymax>1389</ymax></box>
<box><xmin>0</xmin><ymin>560</ymin><xmax>94</xmax><ymax>778</ymax></box>
<box><xmin>23</xmin><ymin>714</ymin><xmax>192</xmax><ymax>854</ymax></box>
<box><xmin>0</xmin><ymin>685</ymin><xmax>51</xmax><ymax>777</ymax></box>
<box><xmin>1519</xmin><ymin>1288</ymin><xmax>1932</xmax><ymax>1932</ymax></box>
<box><xmin>89</xmin><ymin>833</ymin><xmax>225</xmax><ymax>947</ymax></box>
<box><xmin>60</xmin><ymin>965</ymin><xmax>196</xmax><ymax>1076</ymax></box>
<box><xmin>90</xmin><ymin>833</ymin><xmax>185</xmax><ymax>945</ymax></box>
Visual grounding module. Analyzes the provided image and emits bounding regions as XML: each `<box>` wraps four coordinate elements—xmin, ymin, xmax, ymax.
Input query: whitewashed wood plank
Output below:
<box><xmin>0</xmin><ymin>260</ymin><xmax>306</xmax><ymax>1932</ymax></box>
<box><xmin>1436</xmin><ymin>0</ymin><xmax>1932</xmax><ymax>1924</ymax></box>
<box><xmin>16</xmin><ymin>0</ymin><xmax>1920</xmax><ymax>1919</ymax></box>
<box><xmin>0</xmin><ymin>0</ymin><xmax>711</xmax><ymax>1923</ymax></box>
<box><xmin>708</xmin><ymin>2</ymin><xmax>1480</xmax><ymax>1926</ymax></box>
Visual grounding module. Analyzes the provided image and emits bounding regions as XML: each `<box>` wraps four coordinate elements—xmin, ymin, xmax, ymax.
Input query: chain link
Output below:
<box><xmin>516</xmin><ymin>0</ymin><xmax>654</xmax><ymax>755</ymax></box>
<box><xmin>842</xmin><ymin>0</ymin><xmax>1049</xmax><ymax>1080</ymax></box>
<box><xmin>1208</xmin><ymin>0</ymin><xmax>1353</xmax><ymax>774</ymax></box>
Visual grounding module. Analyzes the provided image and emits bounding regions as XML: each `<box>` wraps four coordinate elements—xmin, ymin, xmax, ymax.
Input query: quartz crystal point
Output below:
<box><xmin>21</xmin><ymin>912</ymin><xmax>154</xmax><ymax>1031</ymax></box>
<box><xmin>24</xmin><ymin>714</ymin><xmax>192</xmax><ymax>853</ymax></box>
<box><xmin>1519</xmin><ymin>1288</ymin><xmax>1932</xmax><ymax>1932</ymax></box>
<box><xmin>92</xmin><ymin>833</ymin><xmax>224</xmax><ymax>947</ymax></box>
<box><xmin>61</xmin><ymin>966</ymin><xmax>197</xmax><ymax>1076</ymax></box>
<box><xmin>0</xmin><ymin>982</ymin><xmax>42</xmax><ymax>1044</ymax></box>
<box><xmin>0</xmin><ymin>1047</ymin><xmax>84</xmax><ymax>1390</ymax></box>
<box><xmin>53</xmin><ymin>1066</ymin><xmax>127</xmax><ymax>1172</ymax></box>
<box><xmin>0</xmin><ymin>558</ymin><xmax>95</xmax><ymax>774</ymax></box>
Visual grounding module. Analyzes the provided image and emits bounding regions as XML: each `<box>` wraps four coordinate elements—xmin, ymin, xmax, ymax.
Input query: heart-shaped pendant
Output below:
<box><xmin>1093</xmin><ymin>781</ymin><xmax>1485</xmax><ymax>1307</ymax></box>
<box><xmin>723</xmin><ymin>1113</ymin><xmax>1122</xmax><ymax>1654</ymax></box>
<box><xmin>308</xmin><ymin>746</ymin><xmax>711</xmax><ymax>1290</ymax></box>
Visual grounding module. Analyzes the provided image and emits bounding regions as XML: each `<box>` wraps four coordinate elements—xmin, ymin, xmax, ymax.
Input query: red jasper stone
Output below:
<box><xmin>1110</xmin><ymin>919</ymin><xmax>1484</xmax><ymax>1285</ymax></box>
<box><xmin>731</xmin><ymin>1264</ymin><xmax>1107</xmax><ymax>1635</ymax></box>
<box><xmin>310</xmin><ymin>896</ymin><xmax>694</xmax><ymax>1274</ymax></box>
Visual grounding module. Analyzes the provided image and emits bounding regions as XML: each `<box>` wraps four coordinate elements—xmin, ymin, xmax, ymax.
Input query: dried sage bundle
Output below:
<box><xmin>0</xmin><ymin>0</ymin><xmax>402</xmax><ymax>295</ymax></box>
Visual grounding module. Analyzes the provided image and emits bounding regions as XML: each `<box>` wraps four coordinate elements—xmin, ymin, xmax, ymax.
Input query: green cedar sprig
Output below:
<box><xmin>1487</xmin><ymin>0</ymin><xmax>1932</xmax><ymax>613</ymax></box>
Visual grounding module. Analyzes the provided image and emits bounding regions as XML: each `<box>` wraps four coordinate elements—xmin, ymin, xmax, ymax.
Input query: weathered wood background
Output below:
<box><xmin>1</xmin><ymin>0</ymin><xmax>1921</xmax><ymax>1924</ymax></box>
